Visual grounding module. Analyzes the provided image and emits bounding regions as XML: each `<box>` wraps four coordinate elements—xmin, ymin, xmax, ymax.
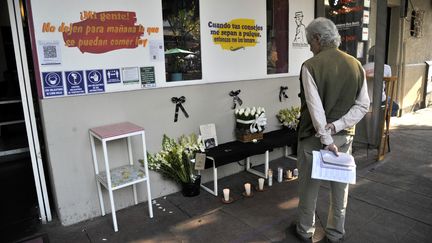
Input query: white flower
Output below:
<box><xmin>251</xmin><ymin>108</ymin><xmax>256</xmax><ymax>116</ymax></box>
<box><xmin>239</xmin><ymin>108</ymin><xmax>244</xmax><ymax>115</ymax></box>
<box><xmin>257</xmin><ymin>107</ymin><xmax>262</xmax><ymax>114</ymax></box>
<box><xmin>235</xmin><ymin>109</ymin><xmax>239</xmax><ymax>115</ymax></box>
<box><xmin>244</xmin><ymin>110</ymin><xmax>250</xmax><ymax>117</ymax></box>
<box><xmin>245</xmin><ymin>107</ymin><xmax>251</xmax><ymax>114</ymax></box>
<box><xmin>197</xmin><ymin>135</ymin><xmax>205</xmax><ymax>152</ymax></box>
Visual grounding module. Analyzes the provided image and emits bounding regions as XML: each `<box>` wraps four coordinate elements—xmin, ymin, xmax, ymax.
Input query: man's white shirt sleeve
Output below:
<box><xmin>301</xmin><ymin>66</ymin><xmax>333</xmax><ymax>145</ymax></box>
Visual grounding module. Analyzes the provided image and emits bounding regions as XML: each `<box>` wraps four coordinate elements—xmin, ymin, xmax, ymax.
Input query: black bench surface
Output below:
<box><xmin>204</xmin><ymin>128</ymin><xmax>297</xmax><ymax>169</ymax></box>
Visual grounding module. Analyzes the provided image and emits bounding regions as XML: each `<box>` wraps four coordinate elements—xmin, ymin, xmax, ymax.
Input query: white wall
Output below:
<box><xmin>40</xmin><ymin>76</ymin><xmax>301</xmax><ymax>225</ymax></box>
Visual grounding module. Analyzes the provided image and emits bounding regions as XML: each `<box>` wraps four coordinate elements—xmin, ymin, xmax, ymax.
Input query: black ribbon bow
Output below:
<box><xmin>279</xmin><ymin>86</ymin><xmax>289</xmax><ymax>102</ymax></box>
<box><xmin>229</xmin><ymin>89</ymin><xmax>243</xmax><ymax>109</ymax></box>
<box><xmin>171</xmin><ymin>96</ymin><xmax>189</xmax><ymax>122</ymax></box>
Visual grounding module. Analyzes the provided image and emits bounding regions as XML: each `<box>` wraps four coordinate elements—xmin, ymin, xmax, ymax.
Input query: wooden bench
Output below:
<box><xmin>198</xmin><ymin>129</ymin><xmax>297</xmax><ymax>196</ymax></box>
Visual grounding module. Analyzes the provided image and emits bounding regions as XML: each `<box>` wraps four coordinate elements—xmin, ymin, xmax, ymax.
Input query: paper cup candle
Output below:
<box><xmin>293</xmin><ymin>168</ymin><xmax>299</xmax><ymax>177</ymax></box>
<box><xmin>223</xmin><ymin>188</ymin><xmax>230</xmax><ymax>201</ymax></box>
<box><xmin>286</xmin><ymin>169</ymin><xmax>293</xmax><ymax>179</ymax></box>
<box><xmin>268</xmin><ymin>169</ymin><xmax>273</xmax><ymax>186</ymax></box>
<box><xmin>258</xmin><ymin>178</ymin><xmax>265</xmax><ymax>190</ymax></box>
<box><xmin>244</xmin><ymin>183</ymin><xmax>251</xmax><ymax>196</ymax></box>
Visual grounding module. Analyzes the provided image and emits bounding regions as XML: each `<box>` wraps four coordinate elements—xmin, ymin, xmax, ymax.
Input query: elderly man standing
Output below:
<box><xmin>291</xmin><ymin>17</ymin><xmax>370</xmax><ymax>243</ymax></box>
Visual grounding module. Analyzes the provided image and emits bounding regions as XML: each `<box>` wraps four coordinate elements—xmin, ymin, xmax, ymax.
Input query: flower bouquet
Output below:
<box><xmin>234</xmin><ymin>106</ymin><xmax>267</xmax><ymax>142</ymax></box>
<box><xmin>276</xmin><ymin>106</ymin><xmax>300</xmax><ymax>130</ymax></box>
<box><xmin>140</xmin><ymin>133</ymin><xmax>205</xmax><ymax>196</ymax></box>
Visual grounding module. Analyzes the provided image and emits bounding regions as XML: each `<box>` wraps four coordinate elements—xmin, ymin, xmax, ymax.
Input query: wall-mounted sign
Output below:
<box><xmin>28</xmin><ymin>0</ymin><xmax>314</xmax><ymax>99</ymax></box>
<box><xmin>65</xmin><ymin>70</ymin><xmax>85</xmax><ymax>95</ymax></box>
<box><xmin>42</xmin><ymin>72</ymin><xmax>64</xmax><ymax>97</ymax></box>
<box><xmin>29</xmin><ymin>0</ymin><xmax>165</xmax><ymax>98</ymax></box>
<box><xmin>106</xmin><ymin>69</ymin><xmax>121</xmax><ymax>84</ymax></box>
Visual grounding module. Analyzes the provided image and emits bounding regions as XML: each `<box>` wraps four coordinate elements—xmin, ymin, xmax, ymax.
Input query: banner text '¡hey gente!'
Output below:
<box><xmin>80</xmin><ymin>11</ymin><xmax>131</xmax><ymax>22</ymax></box>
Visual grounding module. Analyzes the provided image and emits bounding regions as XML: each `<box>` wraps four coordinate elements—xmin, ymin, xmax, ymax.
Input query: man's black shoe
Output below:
<box><xmin>288</xmin><ymin>223</ymin><xmax>312</xmax><ymax>243</ymax></box>
<box><xmin>323</xmin><ymin>236</ymin><xmax>344</xmax><ymax>243</ymax></box>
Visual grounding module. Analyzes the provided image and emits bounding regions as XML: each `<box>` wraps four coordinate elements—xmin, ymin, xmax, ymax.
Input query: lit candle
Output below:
<box><xmin>258</xmin><ymin>178</ymin><xmax>265</xmax><ymax>190</ymax></box>
<box><xmin>286</xmin><ymin>170</ymin><xmax>293</xmax><ymax>179</ymax></box>
<box><xmin>244</xmin><ymin>183</ymin><xmax>251</xmax><ymax>196</ymax></box>
<box><xmin>268</xmin><ymin>169</ymin><xmax>273</xmax><ymax>186</ymax></box>
<box><xmin>223</xmin><ymin>188</ymin><xmax>230</xmax><ymax>202</ymax></box>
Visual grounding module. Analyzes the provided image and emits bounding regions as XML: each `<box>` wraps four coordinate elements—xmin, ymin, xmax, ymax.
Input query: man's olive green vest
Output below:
<box><xmin>298</xmin><ymin>47</ymin><xmax>364</xmax><ymax>140</ymax></box>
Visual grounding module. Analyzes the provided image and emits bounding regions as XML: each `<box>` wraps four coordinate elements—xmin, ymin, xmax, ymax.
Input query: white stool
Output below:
<box><xmin>89</xmin><ymin>122</ymin><xmax>153</xmax><ymax>232</ymax></box>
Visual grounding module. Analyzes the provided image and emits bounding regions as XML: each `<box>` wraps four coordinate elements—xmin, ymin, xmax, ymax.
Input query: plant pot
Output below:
<box><xmin>181</xmin><ymin>175</ymin><xmax>201</xmax><ymax>197</ymax></box>
<box><xmin>235</xmin><ymin>119</ymin><xmax>264</xmax><ymax>142</ymax></box>
<box><xmin>171</xmin><ymin>72</ymin><xmax>183</xmax><ymax>81</ymax></box>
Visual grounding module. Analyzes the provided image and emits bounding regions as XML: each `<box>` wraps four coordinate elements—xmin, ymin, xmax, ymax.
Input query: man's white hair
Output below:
<box><xmin>306</xmin><ymin>17</ymin><xmax>341</xmax><ymax>48</ymax></box>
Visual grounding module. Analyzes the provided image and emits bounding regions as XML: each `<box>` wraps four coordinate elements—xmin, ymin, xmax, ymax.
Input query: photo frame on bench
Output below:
<box><xmin>200</xmin><ymin>123</ymin><xmax>218</xmax><ymax>149</ymax></box>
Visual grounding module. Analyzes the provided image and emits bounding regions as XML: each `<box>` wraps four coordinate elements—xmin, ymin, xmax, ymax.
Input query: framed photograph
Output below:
<box><xmin>200</xmin><ymin>123</ymin><xmax>218</xmax><ymax>149</ymax></box>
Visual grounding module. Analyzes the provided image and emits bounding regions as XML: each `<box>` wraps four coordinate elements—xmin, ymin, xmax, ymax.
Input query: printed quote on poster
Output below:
<box><xmin>208</xmin><ymin>18</ymin><xmax>263</xmax><ymax>51</ymax></box>
<box><xmin>41</xmin><ymin>11</ymin><xmax>160</xmax><ymax>53</ymax></box>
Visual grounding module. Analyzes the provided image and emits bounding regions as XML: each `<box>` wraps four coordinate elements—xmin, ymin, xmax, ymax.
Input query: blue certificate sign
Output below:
<box><xmin>86</xmin><ymin>69</ymin><xmax>105</xmax><ymax>93</ymax></box>
<box><xmin>106</xmin><ymin>69</ymin><xmax>121</xmax><ymax>84</ymax></box>
<box><xmin>42</xmin><ymin>71</ymin><xmax>64</xmax><ymax>97</ymax></box>
<box><xmin>65</xmin><ymin>70</ymin><xmax>85</xmax><ymax>95</ymax></box>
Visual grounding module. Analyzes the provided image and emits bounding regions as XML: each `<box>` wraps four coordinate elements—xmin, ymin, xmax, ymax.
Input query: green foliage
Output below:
<box><xmin>166</xmin><ymin>4</ymin><xmax>200</xmax><ymax>47</ymax></box>
<box><xmin>140</xmin><ymin>134</ymin><xmax>203</xmax><ymax>184</ymax></box>
<box><xmin>276</xmin><ymin>106</ymin><xmax>301</xmax><ymax>130</ymax></box>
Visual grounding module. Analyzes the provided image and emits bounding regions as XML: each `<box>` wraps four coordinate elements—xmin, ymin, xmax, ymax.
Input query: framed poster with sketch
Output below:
<box><xmin>200</xmin><ymin>123</ymin><xmax>218</xmax><ymax>149</ymax></box>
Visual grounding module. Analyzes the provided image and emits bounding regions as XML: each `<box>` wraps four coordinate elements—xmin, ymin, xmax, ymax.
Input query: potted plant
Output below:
<box><xmin>140</xmin><ymin>133</ymin><xmax>204</xmax><ymax>197</ymax></box>
<box><xmin>276</xmin><ymin>106</ymin><xmax>300</xmax><ymax>155</ymax></box>
<box><xmin>171</xmin><ymin>55</ymin><xmax>186</xmax><ymax>81</ymax></box>
<box><xmin>276</xmin><ymin>106</ymin><xmax>301</xmax><ymax>131</ymax></box>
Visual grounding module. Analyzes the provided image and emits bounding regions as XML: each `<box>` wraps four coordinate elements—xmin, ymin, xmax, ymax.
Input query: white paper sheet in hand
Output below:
<box><xmin>311</xmin><ymin>151</ymin><xmax>356</xmax><ymax>184</ymax></box>
<box><xmin>320</xmin><ymin>150</ymin><xmax>356</xmax><ymax>167</ymax></box>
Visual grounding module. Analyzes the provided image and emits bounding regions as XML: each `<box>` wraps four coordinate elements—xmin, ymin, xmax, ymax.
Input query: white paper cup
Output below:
<box><xmin>293</xmin><ymin>168</ymin><xmax>299</xmax><ymax>177</ymax></box>
<box><xmin>244</xmin><ymin>183</ymin><xmax>251</xmax><ymax>196</ymax></box>
<box><xmin>258</xmin><ymin>178</ymin><xmax>265</xmax><ymax>190</ymax></box>
<box><xmin>223</xmin><ymin>188</ymin><xmax>230</xmax><ymax>201</ymax></box>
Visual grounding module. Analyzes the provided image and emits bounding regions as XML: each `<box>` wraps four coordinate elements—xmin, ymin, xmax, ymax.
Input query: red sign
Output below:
<box><xmin>62</xmin><ymin>11</ymin><xmax>145</xmax><ymax>53</ymax></box>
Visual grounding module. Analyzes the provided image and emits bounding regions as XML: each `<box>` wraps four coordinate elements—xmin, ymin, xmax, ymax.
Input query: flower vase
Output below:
<box><xmin>181</xmin><ymin>175</ymin><xmax>201</xmax><ymax>197</ymax></box>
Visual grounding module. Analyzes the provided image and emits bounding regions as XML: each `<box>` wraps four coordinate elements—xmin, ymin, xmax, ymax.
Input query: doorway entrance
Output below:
<box><xmin>0</xmin><ymin>0</ymin><xmax>52</xmax><ymax>240</ymax></box>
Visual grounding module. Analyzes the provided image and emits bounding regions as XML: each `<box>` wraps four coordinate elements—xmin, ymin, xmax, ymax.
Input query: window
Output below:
<box><xmin>266</xmin><ymin>0</ymin><xmax>289</xmax><ymax>74</ymax></box>
<box><xmin>162</xmin><ymin>0</ymin><xmax>202</xmax><ymax>82</ymax></box>
<box><xmin>325</xmin><ymin>0</ymin><xmax>375</xmax><ymax>65</ymax></box>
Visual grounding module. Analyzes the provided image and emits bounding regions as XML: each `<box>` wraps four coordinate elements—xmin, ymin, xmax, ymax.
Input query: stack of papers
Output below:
<box><xmin>311</xmin><ymin>150</ymin><xmax>356</xmax><ymax>184</ymax></box>
<box><xmin>320</xmin><ymin>150</ymin><xmax>356</xmax><ymax>170</ymax></box>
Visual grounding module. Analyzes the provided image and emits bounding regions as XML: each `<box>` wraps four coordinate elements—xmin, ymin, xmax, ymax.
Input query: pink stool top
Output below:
<box><xmin>90</xmin><ymin>122</ymin><xmax>144</xmax><ymax>139</ymax></box>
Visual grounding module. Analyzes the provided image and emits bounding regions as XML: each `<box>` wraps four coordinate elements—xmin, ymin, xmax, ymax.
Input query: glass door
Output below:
<box><xmin>0</xmin><ymin>0</ymin><xmax>51</xmax><ymax>238</ymax></box>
